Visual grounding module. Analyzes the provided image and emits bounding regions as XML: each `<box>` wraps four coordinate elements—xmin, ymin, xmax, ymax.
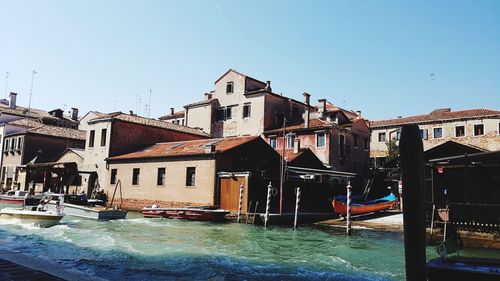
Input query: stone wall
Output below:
<box><xmin>110</xmin><ymin>198</ymin><xmax>207</xmax><ymax>212</ymax></box>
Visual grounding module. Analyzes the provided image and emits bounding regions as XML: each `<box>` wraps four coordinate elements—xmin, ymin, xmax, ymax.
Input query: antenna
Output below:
<box><xmin>28</xmin><ymin>70</ymin><xmax>38</xmax><ymax>110</ymax></box>
<box><xmin>4</xmin><ymin>72</ymin><xmax>9</xmax><ymax>99</ymax></box>
<box><xmin>148</xmin><ymin>88</ymin><xmax>152</xmax><ymax>118</ymax></box>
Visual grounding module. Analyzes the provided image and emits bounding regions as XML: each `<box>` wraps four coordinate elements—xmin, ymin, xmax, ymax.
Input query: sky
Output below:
<box><xmin>1</xmin><ymin>0</ymin><xmax>499</xmax><ymax>120</ymax></box>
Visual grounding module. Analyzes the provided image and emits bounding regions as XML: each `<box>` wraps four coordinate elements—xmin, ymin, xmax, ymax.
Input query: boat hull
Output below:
<box><xmin>0</xmin><ymin>196</ymin><xmax>24</xmax><ymax>204</ymax></box>
<box><xmin>142</xmin><ymin>207</ymin><xmax>229</xmax><ymax>221</ymax></box>
<box><xmin>332</xmin><ymin>198</ymin><xmax>396</xmax><ymax>215</ymax></box>
<box><xmin>0</xmin><ymin>209</ymin><xmax>64</xmax><ymax>227</ymax></box>
<box><xmin>427</xmin><ymin>257</ymin><xmax>500</xmax><ymax>281</ymax></box>
<box><xmin>46</xmin><ymin>202</ymin><xmax>127</xmax><ymax>220</ymax></box>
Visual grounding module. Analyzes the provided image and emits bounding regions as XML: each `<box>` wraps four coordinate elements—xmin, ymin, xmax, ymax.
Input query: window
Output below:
<box><xmin>455</xmin><ymin>126</ymin><xmax>465</xmax><ymax>137</ymax></box>
<box><xmin>10</xmin><ymin>139</ymin><xmax>15</xmax><ymax>150</ymax></box>
<box><xmin>17</xmin><ymin>137</ymin><xmax>22</xmax><ymax>150</ymax></box>
<box><xmin>243</xmin><ymin>103</ymin><xmax>251</xmax><ymax>118</ymax></box>
<box><xmin>378</xmin><ymin>132</ymin><xmax>386</xmax><ymax>142</ymax></box>
<box><xmin>363</xmin><ymin>138</ymin><xmax>369</xmax><ymax>150</ymax></box>
<box><xmin>186</xmin><ymin>167</ymin><xmax>196</xmax><ymax>186</ymax></box>
<box><xmin>419</xmin><ymin>129</ymin><xmax>428</xmax><ymax>140</ymax></box>
<box><xmin>101</xmin><ymin>129</ymin><xmax>107</xmax><ymax>146</ymax></box>
<box><xmin>157</xmin><ymin>168</ymin><xmax>166</xmax><ymax>186</ymax></box>
<box><xmin>132</xmin><ymin>168</ymin><xmax>140</xmax><ymax>185</ymax></box>
<box><xmin>226</xmin><ymin>81</ymin><xmax>234</xmax><ymax>94</ymax></box>
<box><xmin>226</xmin><ymin>106</ymin><xmax>234</xmax><ymax>120</ymax></box>
<box><xmin>181</xmin><ymin>119</ymin><xmax>184</xmax><ymax>126</ymax></box>
<box><xmin>110</xmin><ymin>169</ymin><xmax>117</xmax><ymax>184</ymax></box>
<box><xmin>89</xmin><ymin>130</ymin><xmax>95</xmax><ymax>147</ymax></box>
<box><xmin>396</xmin><ymin>131</ymin><xmax>401</xmax><ymax>141</ymax></box>
<box><xmin>316</xmin><ymin>132</ymin><xmax>325</xmax><ymax>148</ymax></box>
<box><xmin>339</xmin><ymin>134</ymin><xmax>346</xmax><ymax>158</ymax></box>
<box><xmin>4</xmin><ymin>139</ymin><xmax>9</xmax><ymax>151</ymax></box>
<box><xmin>474</xmin><ymin>124</ymin><xmax>484</xmax><ymax>136</ymax></box>
<box><xmin>286</xmin><ymin>134</ymin><xmax>295</xmax><ymax>148</ymax></box>
<box><xmin>433</xmin><ymin>128</ymin><xmax>443</xmax><ymax>139</ymax></box>
<box><xmin>269</xmin><ymin>137</ymin><xmax>277</xmax><ymax>149</ymax></box>
<box><xmin>353</xmin><ymin>135</ymin><xmax>358</xmax><ymax>148</ymax></box>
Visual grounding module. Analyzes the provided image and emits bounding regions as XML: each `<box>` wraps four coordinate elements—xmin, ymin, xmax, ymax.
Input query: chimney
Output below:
<box><xmin>204</xmin><ymin>93</ymin><xmax>212</xmax><ymax>100</ymax></box>
<box><xmin>9</xmin><ymin>92</ymin><xmax>17</xmax><ymax>109</ymax></box>
<box><xmin>303</xmin><ymin>92</ymin><xmax>310</xmax><ymax>128</ymax></box>
<box><xmin>265</xmin><ymin>81</ymin><xmax>272</xmax><ymax>92</ymax></box>
<box><xmin>170</xmin><ymin>107</ymin><xmax>174</xmax><ymax>115</ymax></box>
<box><xmin>204</xmin><ymin>144</ymin><xmax>216</xmax><ymax>153</ymax></box>
<box><xmin>71</xmin><ymin>108</ymin><xmax>79</xmax><ymax>121</ymax></box>
<box><xmin>293</xmin><ymin>138</ymin><xmax>300</xmax><ymax>154</ymax></box>
<box><xmin>356</xmin><ymin>110</ymin><xmax>362</xmax><ymax>119</ymax></box>
<box><xmin>129</xmin><ymin>110</ymin><xmax>134</xmax><ymax>115</ymax></box>
<box><xmin>318</xmin><ymin>99</ymin><xmax>327</xmax><ymax>113</ymax></box>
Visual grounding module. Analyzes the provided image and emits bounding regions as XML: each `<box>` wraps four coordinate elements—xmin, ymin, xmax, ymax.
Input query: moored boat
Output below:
<box><xmin>0</xmin><ymin>190</ymin><xmax>42</xmax><ymax>205</ymax></box>
<box><xmin>427</xmin><ymin>256</ymin><xmax>500</xmax><ymax>280</ymax></box>
<box><xmin>332</xmin><ymin>193</ymin><xmax>397</xmax><ymax>216</ymax></box>
<box><xmin>45</xmin><ymin>194</ymin><xmax>127</xmax><ymax>220</ymax></box>
<box><xmin>142</xmin><ymin>205</ymin><xmax>230</xmax><ymax>221</ymax></box>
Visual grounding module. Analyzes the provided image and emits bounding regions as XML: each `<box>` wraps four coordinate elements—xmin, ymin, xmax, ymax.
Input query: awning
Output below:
<box><xmin>287</xmin><ymin>166</ymin><xmax>356</xmax><ymax>178</ymax></box>
<box><xmin>429</xmin><ymin>150</ymin><xmax>500</xmax><ymax>166</ymax></box>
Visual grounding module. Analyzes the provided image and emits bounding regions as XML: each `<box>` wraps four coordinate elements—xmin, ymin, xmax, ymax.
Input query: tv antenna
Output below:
<box><xmin>28</xmin><ymin>70</ymin><xmax>38</xmax><ymax>110</ymax></box>
<box><xmin>4</xmin><ymin>72</ymin><xmax>9</xmax><ymax>99</ymax></box>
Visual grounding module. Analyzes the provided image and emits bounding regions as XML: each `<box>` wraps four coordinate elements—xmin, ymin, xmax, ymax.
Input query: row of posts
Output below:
<box><xmin>236</xmin><ymin>181</ymin><xmax>352</xmax><ymax>234</ymax></box>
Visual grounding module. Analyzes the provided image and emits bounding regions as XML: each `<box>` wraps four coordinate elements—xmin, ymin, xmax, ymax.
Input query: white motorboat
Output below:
<box><xmin>45</xmin><ymin>194</ymin><xmax>127</xmax><ymax>220</ymax></box>
<box><xmin>0</xmin><ymin>194</ymin><xmax>65</xmax><ymax>227</ymax></box>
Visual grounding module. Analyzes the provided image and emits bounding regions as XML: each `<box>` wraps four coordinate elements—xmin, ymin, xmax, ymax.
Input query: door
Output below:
<box><xmin>219</xmin><ymin>176</ymin><xmax>248</xmax><ymax>213</ymax></box>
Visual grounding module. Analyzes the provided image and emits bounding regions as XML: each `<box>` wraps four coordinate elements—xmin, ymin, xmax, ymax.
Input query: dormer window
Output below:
<box><xmin>226</xmin><ymin>82</ymin><xmax>234</xmax><ymax>94</ymax></box>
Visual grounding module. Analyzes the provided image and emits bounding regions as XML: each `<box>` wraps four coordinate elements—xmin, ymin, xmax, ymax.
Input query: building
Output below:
<box><xmin>82</xmin><ymin>112</ymin><xmax>209</xmax><ymax>189</ymax></box>
<box><xmin>0</xmin><ymin>92</ymin><xmax>80</xmax><ymax>129</ymax></box>
<box><xmin>183</xmin><ymin>69</ymin><xmax>312</xmax><ymax>138</ymax></box>
<box><xmin>78</xmin><ymin>111</ymin><xmax>106</xmax><ymax>132</ymax></box>
<box><xmin>1</xmin><ymin>122</ymin><xmax>85</xmax><ymax>191</ymax></box>
<box><xmin>263</xmin><ymin>96</ymin><xmax>371</xmax><ymax>183</ymax></box>
<box><xmin>159</xmin><ymin>108</ymin><xmax>185</xmax><ymax>126</ymax></box>
<box><xmin>370</xmin><ymin>108</ymin><xmax>500</xmax><ymax>167</ymax></box>
<box><xmin>105</xmin><ymin>136</ymin><xmax>281</xmax><ymax>211</ymax></box>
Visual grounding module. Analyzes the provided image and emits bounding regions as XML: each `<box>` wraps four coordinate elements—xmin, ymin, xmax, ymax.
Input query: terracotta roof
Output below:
<box><xmin>214</xmin><ymin>69</ymin><xmax>266</xmax><ymax>85</ymax></box>
<box><xmin>323</xmin><ymin>102</ymin><xmax>359</xmax><ymax>119</ymax></box>
<box><xmin>90</xmin><ymin>112</ymin><xmax>209</xmax><ymax>137</ymax></box>
<box><xmin>264</xmin><ymin>119</ymin><xmax>334</xmax><ymax>134</ymax></box>
<box><xmin>107</xmin><ymin>136</ymin><xmax>259</xmax><ymax>161</ymax></box>
<box><xmin>7</xmin><ymin>124</ymin><xmax>86</xmax><ymax>140</ymax></box>
<box><xmin>0</xmin><ymin>103</ymin><xmax>77</xmax><ymax>123</ymax></box>
<box><xmin>370</xmin><ymin>108</ymin><xmax>500</xmax><ymax>128</ymax></box>
<box><xmin>6</xmin><ymin>118</ymin><xmax>43</xmax><ymax>128</ymax></box>
<box><xmin>184</xmin><ymin>98</ymin><xmax>218</xmax><ymax>108</ymax></box>
<box><xmin>159</xmin><ymin>111</ymin><xmax>185</xmax><ymax>120</ymax></box>
<box><xmin>277</xmin><ymin>148</ymin><xmax>308</xmax><ymax>162</ymax></box>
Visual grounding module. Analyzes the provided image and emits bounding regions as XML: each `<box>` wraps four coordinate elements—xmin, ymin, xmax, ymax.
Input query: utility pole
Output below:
<box><xmin>279</xmin><ymin>117</ymin><xmax>287</xmax><ymax>215</ymax></box>
<box><xmin>4</xmin><ymin>72</ymin><xmax>9</xmax><ymax>99</ymax></box>
<box><xmin>28</xmin><ymin>70</ymin><xmax>37</xmax><ymax>110</ymax></box>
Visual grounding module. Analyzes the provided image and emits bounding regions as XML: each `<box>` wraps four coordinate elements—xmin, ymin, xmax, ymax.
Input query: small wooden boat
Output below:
<box><xmin>142</xmin><ymin>205</ymin><xmax>230</xmax><ymax>221</ymax></box>
<box><xmin>0</xmin><ymin>190</ymin><xmax>44</xmax><ymax>205</ymax></box>
<box><xmin>332</xmin><ymin>193</ymin><xmax>397</xmax><ymax>216</ymax></box>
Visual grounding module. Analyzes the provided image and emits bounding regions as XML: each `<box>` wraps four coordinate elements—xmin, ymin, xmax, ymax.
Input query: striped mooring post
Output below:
<box><xmin>237</xmin><ymin>183</ymin><xmax>244</xmax><ymax>223</ymax></box>
<box><xmin>264</xmin><ymin>182</ymin><xmax>272</xmax><ymax>228</ymax></box>
<box><xmin>294</xmin><ymin>187</ymin><xmax>301</xmax><ymax>229</ymax></box>
<box><xmin>346</xmin><ymin>181</ymin><xmax>352</xmax><ymax>236</ymax></box>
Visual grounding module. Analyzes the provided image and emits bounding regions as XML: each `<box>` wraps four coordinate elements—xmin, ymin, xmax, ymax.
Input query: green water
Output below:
<box><xmin>0</xmin><ymin>207</ymin><xmax>442</xmax><ymax>280</ymax></box>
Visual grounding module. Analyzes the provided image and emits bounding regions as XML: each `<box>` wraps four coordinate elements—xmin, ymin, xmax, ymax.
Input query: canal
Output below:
<box><xmin>0</xmin><ymin>209</ymin><xmax>434</xmax><ymax>280</ymax></box>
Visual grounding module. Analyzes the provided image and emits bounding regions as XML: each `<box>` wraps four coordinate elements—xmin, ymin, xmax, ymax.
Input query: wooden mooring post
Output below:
<box><xmin>294</xmin><ymin>187</ymin><xmax>301</xmax><ymax>229</ymax></box>
<box><xmin>346</xmin><ymin>181</ymin><xmax>352</xmax><ymax>236</ymax></box>
<box><xmin>400</xmin><ymin>124</ymin><xmax>427</xmax><ymax>281</ymax></box>
<box><xmin>237</xmin><ymin>183</ymin><xmax>244</xmax><ymax>223</ymax></box>
<box><xmin>264</xmin><ymin>182</ymin><xmax>272</xmax><ymax>228</ymax></box>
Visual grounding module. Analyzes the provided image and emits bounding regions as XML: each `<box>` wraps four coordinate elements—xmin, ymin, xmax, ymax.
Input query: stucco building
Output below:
<box><xmin>1</xmin><ymin>122</ymin><xmax>85</xmax><ymax>191</ymax></box>
<box><xmin>82</xmin><ymin>112</ymin><xmax>209</xmax><ymax>190</ymax></box>
<box><xmin>181</xmin><ymin>69</ymin><xmax>311</xmax><ymax>138</ymax></box>
<box><xmin>370</xmin><ymin>108</ymin><xmax>500</xmax><ymax>167</ymax></box>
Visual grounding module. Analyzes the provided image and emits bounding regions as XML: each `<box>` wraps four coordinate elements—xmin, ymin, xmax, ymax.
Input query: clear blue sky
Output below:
<box><xmin>1</xmin><ymin>0</ymin><xmax>499</xmax><ymax>120</ymax></box>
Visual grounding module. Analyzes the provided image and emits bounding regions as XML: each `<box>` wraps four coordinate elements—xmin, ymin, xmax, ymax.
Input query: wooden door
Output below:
<box><xmin>219</xmin><ymin>176</ymin><xmax>248</xmax><ymax>212</ymax></box>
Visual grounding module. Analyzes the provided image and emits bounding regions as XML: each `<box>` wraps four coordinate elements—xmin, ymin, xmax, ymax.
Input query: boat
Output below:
<box><xmin>332</xmin><ymin>193</ymin><xmax>397</xmax><ymax>216</ymax></box>
<box><xmin>45</xmin><ymin>194</ymin><xmax>127</xmax><ymax>220</ymax></box>
<box><xmin>427</xmin><ymin>256</ymin><xmax>500</xmax><ymax>280</ymax></box>
<box><xmin>142</xmin><ymin>205</ymin><xmax>230</xmax><ymax>221</ymax></box>
<box><xmin>0</xmin><ymin>195</ymin><xmax>65</xmax><ymax>227</ymax></box>
<box><xmin>0</xmin><ymin>190</ymin><xmax>43</xmax><ymax>205</ymax></box>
